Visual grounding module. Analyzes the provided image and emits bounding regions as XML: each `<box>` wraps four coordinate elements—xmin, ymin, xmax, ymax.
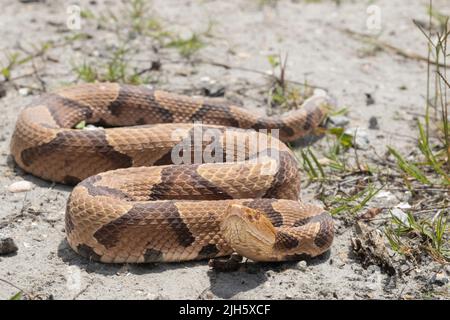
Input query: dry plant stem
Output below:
<box><xmin>0</xmin><ymin>278</ymin><xmax>24</xmax><ymax>294</ymax></box>
<box><xmin>341</xmin><ymin>27</ymin><xmax>450</xmax><ymax>69</ymax></box>
<box><xmin>185</xmin><ymin>58</ymin><xmax>328</xmax><ymax>90</ymax></box>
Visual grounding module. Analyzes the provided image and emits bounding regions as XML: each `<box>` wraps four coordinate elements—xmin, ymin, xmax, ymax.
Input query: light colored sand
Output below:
<box><xmin>0</xmin><ymin>0</ymin><xmax>448</xmax><ymax>299</ymax></box>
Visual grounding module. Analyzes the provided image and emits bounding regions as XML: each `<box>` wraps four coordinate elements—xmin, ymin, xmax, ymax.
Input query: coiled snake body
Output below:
<box><xmin>10</xmin><ymin>83</ymin><xmax>334</xmax><ymax>263</ymax></box>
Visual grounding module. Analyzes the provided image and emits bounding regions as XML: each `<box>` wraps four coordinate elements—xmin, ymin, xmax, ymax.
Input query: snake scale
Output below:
<box><xmin>10</xmin><ymin>83</ymin><xmax>335</xmax><ymax>263</ymax></box>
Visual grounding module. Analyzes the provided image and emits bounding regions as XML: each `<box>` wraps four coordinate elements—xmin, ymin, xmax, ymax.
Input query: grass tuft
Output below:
<box><xmin>168</xmin><ymin>33</ymin><xmax>205</xmax><ymax>59</ymax></box>
<box><xmin>266</xmin><ymin>54</ymin><xmax>314</xmax><ymax>113</ymax></box>
<box><xmin>385</xmin><ymin>210</ymin><xmax>449</xmax><ymax>262</ymax></box>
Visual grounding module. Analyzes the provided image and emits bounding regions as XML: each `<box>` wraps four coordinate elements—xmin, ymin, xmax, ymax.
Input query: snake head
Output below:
<box><xmin>220</xmin><ymin>204</ymin><xmax>278</xmax><ymax>261</ymax></box>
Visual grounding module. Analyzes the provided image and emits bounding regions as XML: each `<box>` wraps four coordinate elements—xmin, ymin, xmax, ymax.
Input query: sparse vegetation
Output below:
<box><xmin>73</xmin><ymin>46</ymin><xmax>153</xmax><ymax>85</ymax></box>
<box><xmin>382</xmin><ymin>1</ymin><xmax>450</xmax><ymax>262</ymax></box>
<box><xmin>266</xmin><ymin>54</ymin><xmax>314</xmax><ymax>114</ymax></box>
<box><xmin>168</xmin><ymin>33</ymin><xmax>205</xmax><ymax>59</ymax></box>
<box><xmin>71</xmin><ymin>1</ymin><xmax>213</xmax><ymax>83</ymax></box>
<box><xmin>385</xmin><ymin>210</ymin><xmax>449</xmax><ymax>262</ymax></box>
<box><xmin>9</xmin><ymin>291</ymin><xmax>22</xmax><ymax>300</ymax></box>
<box><xmin>0</xmin><ymin>41</ymin><xmax>52</xmax><ymax>83</ymax></box>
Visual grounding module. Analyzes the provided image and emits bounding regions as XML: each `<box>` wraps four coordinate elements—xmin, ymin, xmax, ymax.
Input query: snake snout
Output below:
<box><xmin>220</xmin><ymin>204</ymin><xmax>278</xmax><ymax>261</ymax></box>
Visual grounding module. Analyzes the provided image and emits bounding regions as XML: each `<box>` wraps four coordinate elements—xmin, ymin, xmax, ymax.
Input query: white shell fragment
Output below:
<box><xmin>8</xmin><ymin>181</ymin><xmax>34</xmax><ymax>193</ymax></box>
<box><xmin>18</xmin><ymin>88</ymin><xmax>30</xmax><ymax>96</ymax></box>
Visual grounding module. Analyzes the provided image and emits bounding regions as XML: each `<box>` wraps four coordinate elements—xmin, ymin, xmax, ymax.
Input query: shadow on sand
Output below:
<box><xmin>57</xmin><ymin>239</ymin><xmax>331</xmax><ymax>299</ymax></box>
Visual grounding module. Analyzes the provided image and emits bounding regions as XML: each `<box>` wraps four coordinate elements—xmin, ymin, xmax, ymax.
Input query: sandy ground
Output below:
<box><xmin>0</xmin><ymin>0</ymin><xmax>449</xmax><ymax>300</ymax></box>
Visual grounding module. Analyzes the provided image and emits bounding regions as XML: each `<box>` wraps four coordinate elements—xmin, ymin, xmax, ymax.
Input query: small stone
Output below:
<box><xmin>146</xmin><ymin>293</ymin><xmax>166</xmax><ymax>300</ymax></box>
<box><xmin>351</xmin><ymin>264</ymin><xmax>364</xmax><ymax>275</ymax></box>
<box><xmin>365</xmin><ymin>282</ymin><xmax>378</xmax><ymax>291</ymax></box>
<box><xmin>371</xmin><ymin>191</ymin><xmax>398</xmax><ymax>207</ymax></box>
<box><xmin>367</xmin><ymin>265</ymin><xmax>381</xmax><ymax>273</ymax></box>
<box><xmin>313</xmin><ymin>88</ymin><xmax>327</xmax><ymax>97</ymax></box>
<box><xmin>431</xmin><ymin>272</ymin><xmax>449</xmax><ymax>286</ymax></box>
<box><xmin>200</xmin><ymin>76</ymin><xmax>212</xmax><ymax>83</ymax></box>
<box><xmin>444</xmin><ymin>265</ymin><xmax>450</xmax><ymax>276</ymax></box>
<box><xmin>0</xmin><ymin>83</ymin><xmax>6</xmax><ymax>98</ymax></box>
<box><xmin>83</xmin><ymin>124</ymin><xmax>103</xmax><ymax>130</ymax></box>
<box><xmin>400</xmin><ymin>264</ymin><xmax>412</xmax><ymax>274</ymax></box>
<box><xmin>368</xmin><ymin>116</ymin><xmax>379</xmax><ymax>130</ymax></box>
<box><xmin>295</xmin><ymin>260</ymin><xmax>308</xmax><ymax>271</ymax></box>
<box><xmin>391</xmin><ymin>208</ymin><xmax>409</xmax><ymax>226</ymax></box>
<box><xmin>202</xmin><ymin>291</ymin><xmax>214</xmax><ymax>300</ymax></box>
<box><xmin>200</xmin><ymin>77</ymin><xmax>225</xmax><ymax>97</ymax></box>
<box><xmin>365</xmin><ymin>93</ymin><xmax>375</xmax><ymax>105</ymax></box>
<box><xmin>396</xmin><ymin>202</ymin><xmax>412</xmax><ymax>210</ymax></box>
<box><xmin>202</xmin><ymin>84</ymin><xmax>225</xmax><ymax>97</ymax></box>
<box><xmin>328</xmin><ymin>115</ymin><xmax>350</xmax><ymax>127</ymax></box>
<box><xmin>345</xmin><ymin>127</ymin><xmax>370</xmax><ymax>150</ymax></box>
<box><xmin>8</xmin><ymin>181</ymin><xmax>33</xmax><ymax>193</ymax></box>
<box><xmin>385</xmin><ymin>276</ymin><xmax>397</xmax><ymax>290</ymax></box>
<box><xmin>18</xmin><ymin>88</ymin><xmax>30</xmax><ymax>96</ymax></box>
<box><xmin>0</xmin><ymin>238</ymin><xmax>18</xmax><ymax>255</ymax></box>
<box><xmin>319</xmin><ymin>289</ymin><xmax>330</xmax><ymax>297</ymax></box>
<box><xmin>150</xmin><ymin>60</ymin><xmax>161</xmax><ymax>71</ymax></box>
<box><xmin>266</xmin><ymin>270</ymin><xmax>275</xmax><ymax>277</ymax></box>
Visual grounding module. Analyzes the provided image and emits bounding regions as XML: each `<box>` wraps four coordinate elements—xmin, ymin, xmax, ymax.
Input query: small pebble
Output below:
<box><xmin>369</xmin><ymin>116</ymin><xmax>379</xmax><ymax>130</ymax></box>
<box><xmin>365</xmin><ymin>283</ymin><xmax>379</xmax><ymax>291</ymax></box>
<box><xmin>391</xmin><ymin>208</ymin><xmax>410</xmax><ymax>226</ymax></box>
<box><xmin>200</xmin><ymin>76</ymin><xmax>212</xmax><ymax>83</ymax></box>
<box><xmin>313</xmin><ymin>88</ymin><xmax>327</xmax><ymax>97</ymax></box>
<box><xmin>365</xmin><ymin>93</ymin><xmax>375</xmax><ymax>105</ymax></box>
<box><xmin>295</xmin><ymin>260</ymin><xmax>308</xmax><ymax>271</ymax></box>
<box><xmin>0</xmin><ymin>84</ymin><xmax>6</xmax><ymax>98</ymax></box>
<box><xmin>371</xmin><ymin>191</ymin><xmax>398</xmax><ymax>207</ymax></box>
<box><xmin>146</xmin><ymin>293</ymin><xmax>166</xmax><ymax>300</ymax></box>
<box><xmin>8</xmin><ymin>181</ymin><xmax>33</xmax><ymax>193</ymax></box>
<box><xmin>202</xmin><ymin>84</ymin><xmax>225</xmax><ymax>97</ymax></box>
<box><xmin>396</xmin><ymin>202</ymin><xmax>412</xmax><ymax>210</ymax></box>
<box><xmin>83</xmin><ymin>124</ymin><xmax>103</xmax><ymax>130</ymax></box>
<box><xmin>18</xmin><ymin>87</ymin><xmax>30</xmax><ymax>96</ymax></box>
<box><xmin>367</xmin><ymin>265</ymin><xmax>381</xmax><ymax>273</ymax></box>
<box><xmin>0</xmin><ymin>238</ymin><xmax>18</xmax><ymax>255</ymax></box>
<box><xmin>345</xmin><ymin>127</ymin><xmax>370</xmax><ymax>150</ymax></box>
<box><xmin>431</xmin><ymin>272</ymin><xmax>449</xmax><ymax>286</ymax></box>
<box><xmin>328</xmin><ymin>115</ymin><xmax>350</xmax><ymax>127</ymax></box>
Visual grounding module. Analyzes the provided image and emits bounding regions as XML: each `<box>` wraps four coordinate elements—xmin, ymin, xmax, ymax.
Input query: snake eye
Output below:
<box><xmin>244</xmin><ymin>209</ymin><xmax>260</xmax><ymax>222</ymax></box>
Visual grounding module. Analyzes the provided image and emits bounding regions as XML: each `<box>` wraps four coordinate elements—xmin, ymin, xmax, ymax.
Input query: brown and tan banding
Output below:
<box><xmin>10</xmin><ymin>83</ymin><xmax>335</xmax><ymax>262</ymax></box>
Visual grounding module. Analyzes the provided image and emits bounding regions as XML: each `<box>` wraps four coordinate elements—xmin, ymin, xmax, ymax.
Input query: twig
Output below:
<box><xmin>0</xmin><ymin>278</ymin><xmax>26</xmax><ymax>298</ymax></box>
<box><xmin>72</xmin><ymin>283</ymin><xmax>91</xmax><ymax>300</ymax></box>
<box><xmin>340</xmin><ymin>28</ymin><xmax>450</xmax><ymax>69</ymax></box>
<box><xmin>0</xmin><ymin>278</ymin><xmax>24</xmax><ymax>292</ymax></box>
<box><xmin>137</xmin><ymin>56</ymin><xmax>328</xmax><ymax>90</ymax></box>
<box><xmin>31</xmin><ymin>59</ymin><xmax>47</xmax><ymax>92</ymax></box>
<box><xmin>195</xmin><ymin>59</ymin><xmax>327</xmax><ymax>89</ymax></box>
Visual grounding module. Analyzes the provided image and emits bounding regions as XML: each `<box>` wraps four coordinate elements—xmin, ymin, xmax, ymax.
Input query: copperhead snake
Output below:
<box><xmin>10</xmin><ymin>83</ymin><xmax>335</xmax><ymax>263</ymax></box>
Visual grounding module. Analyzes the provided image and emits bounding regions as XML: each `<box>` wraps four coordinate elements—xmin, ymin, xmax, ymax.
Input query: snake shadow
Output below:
<box><xmin>206</xmin><ymin>251</ymin><xmax>331</xmax><ymax>299</ymax></box>
<box><xmin>57</xmin><ymin>238</ymin><xmax>268</xmax><ymax>298</ymax></box>
<box><xmin>57</xmin><ymin>239</ymin><xmax>209</xmax><ymax>276</ymax></box>
<box><xmin>58</xmin><ymin>239</ymin><xmax>331</xmax><ymax>299</ymax></box>
<box><xmin>206</xmin><ymin>266</ymin><xmax>268</xmax><ymax>299</ymax></box>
